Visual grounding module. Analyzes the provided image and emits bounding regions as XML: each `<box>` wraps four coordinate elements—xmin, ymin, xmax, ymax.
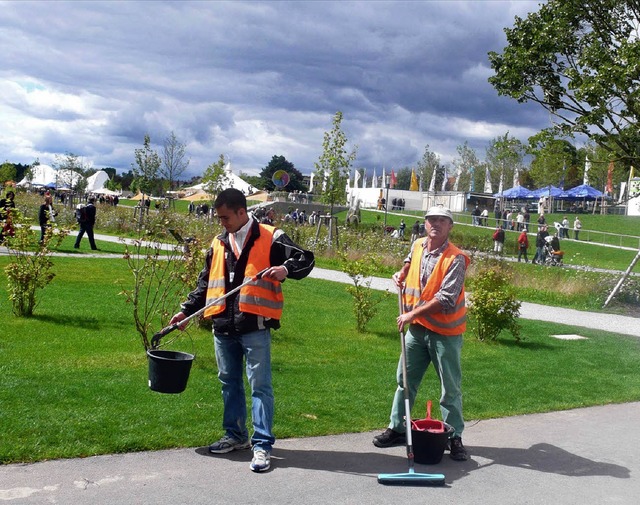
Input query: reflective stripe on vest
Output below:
<box><xmin>404</xmin><ymin>240</ymin><xmax>469</xmax><ymax>336</ymax></box>
<box><xmin>204</xmin><ymin>224</ymin><xmax>284</xmax><ymax>320</ymax></box>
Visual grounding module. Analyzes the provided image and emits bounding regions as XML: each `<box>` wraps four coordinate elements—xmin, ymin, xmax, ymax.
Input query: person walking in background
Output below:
<box><xmin>492</xmin><ymin>224</ymin><xmax>505</xmax><ymax>254</ymax></box>
<box><xmin>169</xmin><ymin>188</ymin><xmax>315</xmax><ymax>473</ymax></box>
<box><xmin>573</xmin><ymin>217</ymin><xmax>582</xmax><ymax>240</ymax></box>
<box><xmin>516</xmin><ymin>210</ymin><xmax>524</xmax><ymax>231</ymax></box>
<box><xmin>38</xmin><ymin>192</ymin><xmax>57</xmax><ymax>244</ymax></box>
<box><xmin>494</xmin><ymin>203</ymin><xmax>502</xmax><ymax>227</ymax></box>
<box><xmin>561</xmin><ymin>216</ymin><xmax>570</xmax><ymax>238</ymax></box>
<box><xmin>260</xmin><ymin>207</ymin><xmax>275</xmax><ymax>225</ymax></box>
<box><xmin>373</xmin><ymin>206</ymin><xmax>470</xmax><ymax>462</ymax></box>
<box><xmin>74</xmin><ymin>197</ymin><xmax>98</xmax><ymax>250</ymax></box>
<box><xmin>410</xmin><ymin>219</ymin><xmax>420</xmax><ymax>243</ymax></box>
<box><xmin>480</xmin><ymin>207</ymin><xmax>489</xmax><ymax>226</ymax></box>
<box><xmin>517</xmin><ymin>228</ymin><xmax>529</xmax><ymax>263</ymax></box>
<box><xmin>532</xmin><ymin>224</ymin><xmax>549</xmax><ymax>264</ymax></box>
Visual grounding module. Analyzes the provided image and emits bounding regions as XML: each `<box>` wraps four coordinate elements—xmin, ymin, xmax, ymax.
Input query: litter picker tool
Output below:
<box><xmin>377</xmin><ymin>285</ymin><xmax>445</xmax><ymax>486</ymax></box>
<box><xmin>150</xmin><ymin>267</ymin><xmax>270</xmax><ymax>349</ymax></box>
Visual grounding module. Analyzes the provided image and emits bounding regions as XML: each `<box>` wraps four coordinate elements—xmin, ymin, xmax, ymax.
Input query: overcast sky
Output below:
<box><xmin>0</xmin><ymin>0</ymin><xmax>549</xmax><ymax>179</ymax></box>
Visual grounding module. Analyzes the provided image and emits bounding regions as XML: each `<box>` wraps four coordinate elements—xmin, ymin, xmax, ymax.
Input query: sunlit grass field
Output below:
<box><xmin>1</xmin><ymin>256</ymin><xmax>640</xmax><ymax>464</ymax></box>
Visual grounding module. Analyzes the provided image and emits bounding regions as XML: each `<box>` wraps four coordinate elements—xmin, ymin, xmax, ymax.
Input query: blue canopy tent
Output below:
<box><xmin>494</xmin><ymin>185</ymin><xmax>533</xmax><ymax>199</ymax></box>
<box><xmin>563</xmin><ymin>184</ymin><xmax>607</xmax><ymax>200</ymax></box>
<box><xmin>530</xmin><ymin>185</ymin><xmax>564</xmax><ymax>198</ymax></box>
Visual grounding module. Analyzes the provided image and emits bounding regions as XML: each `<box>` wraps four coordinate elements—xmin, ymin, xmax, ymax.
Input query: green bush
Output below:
<box><xmin>338</xmin><ymin>250</ymin><xmax>389</xmax><ymax>332</ymax></box>
<box><xmin>468</xmin><ymin>258</ymin><xmax>522</xmax><ymax>342</ymax></box>
<box><xmin>3</xmin><ymin>210</ymin><xmax>69</xmax><ymax>316</ymax></box>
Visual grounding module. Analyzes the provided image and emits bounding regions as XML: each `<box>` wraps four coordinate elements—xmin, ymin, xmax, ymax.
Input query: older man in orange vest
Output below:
<box><xmin>170</xmin><ymin>188</ymin><xmax>314</xmax><ymax>473</ymax></box>
<box><xmin>373</xmin><ymin>206</ymin><xmax>470</xmax><ymax>461</ymax></box>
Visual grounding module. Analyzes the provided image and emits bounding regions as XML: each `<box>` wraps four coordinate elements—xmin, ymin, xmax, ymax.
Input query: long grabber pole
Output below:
<box><xmin>150</xmin><ymin>267</ymin><xmax>269</xmax><ymax>349</ymax></box>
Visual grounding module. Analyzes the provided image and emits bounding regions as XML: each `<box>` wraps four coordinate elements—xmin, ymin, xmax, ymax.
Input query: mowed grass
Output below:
<box><xmin>1</xmin><ymin>256</ymin><xmax>640</xmax><ymax>464</ymax></box>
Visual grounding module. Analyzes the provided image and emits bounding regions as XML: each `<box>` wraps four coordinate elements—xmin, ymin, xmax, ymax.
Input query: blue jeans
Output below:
<box><xmin>214</xmin><ymin>328</ymin><xmax>275</xmax><ymax>451</ymax></box>
<box><xmin>389</xmin><ymin>324</ymin><xmax>464</xmax><ymax>438</ymax></box>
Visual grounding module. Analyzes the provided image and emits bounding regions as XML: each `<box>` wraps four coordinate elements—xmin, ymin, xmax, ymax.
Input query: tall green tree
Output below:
<box><xmin>202</xmin><ymin>154</ymin><xmax>230</xmax><ymax>199</ymax></box>
<box><xmin>395</xmin><ymin>167</ymin><xmax>412</xmax><ymax>191</ymax></box>
<box><xmin>489</xmin><ymin>0</ymin><xmax>640</xmax><ymax>168</ymax></box>
<box><xmin>160</xmin><ymin>131</ymin><xmax>190</xmax><ymax>191</ymax></box>
<box><xmin>452</xmin><ymin>142</ymin><xmax>481</xmax><ymax>192</ymax></box>
<box><xmin>132</xmin><ymin>135</ymin><xmax>161</xmax><ymax>197</ymax></box>
<box><xmin>314</xmin><ymin>111</ymin><xmax>357</xmax><ymax>211</ymax></box>
<box><xmin>0</xmin><ymin>162</ymin><xmax>17</xmax><ymax>185</ymax></box>
<box><xmin>527</xmin><ymin>132</ymin><xmax>579</xmax><ymax>189</ymax></box>
<box><xmin>53</xmin><ymin>152</ymin><xmax>88</xmax><ymax>198</ymax></box>
<box><xmin>486</xmin><ymin>133</ymin><xmax>525</xmax><ymax>190</ymax></box>
<box><xmin>260</xmin><ymin>155</ymin><xmax>306</xmax><ymax>192</ymax></box>
<box><xmin>416</xmin><ymin>145</ymin><xmax>440</xmax><ymax>191</ymax></box>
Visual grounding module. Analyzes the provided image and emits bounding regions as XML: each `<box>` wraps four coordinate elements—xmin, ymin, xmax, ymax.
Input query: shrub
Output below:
<box><xmin>119</xmin><ymin>213</ymin><xmax>207</xmax><ymax>350</ymax></box>
<box><xmin>3</xmin><ymin>210</ymin><xmax>68</xmax><ymax>317</ymax></box>
<box><xmin>468</xmin><ymin>258</ymin><xmax>522</xmax><ymax>342</ymax></box>
<box><xmin>338</xmin><ymin>250</ymin><xmax>389</xmax><ymax>332</ymax></box>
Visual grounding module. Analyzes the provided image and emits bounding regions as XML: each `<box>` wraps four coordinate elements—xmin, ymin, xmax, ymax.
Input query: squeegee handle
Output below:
<box><xmin>150</xmin><ymin>267</ymin><xmax>270</xmax><ymax>349</ymax></box>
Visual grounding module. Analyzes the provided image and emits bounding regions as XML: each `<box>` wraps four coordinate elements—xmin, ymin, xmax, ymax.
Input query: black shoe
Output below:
<box><xmin>373</xmin><ymin>428</ymin><xmax>406</xmax><ymax>448</ymax></box>
<box><xmin>449</xmin><ymin>436</ymin><xmax>468</xmax><ymax>461</ymax></box>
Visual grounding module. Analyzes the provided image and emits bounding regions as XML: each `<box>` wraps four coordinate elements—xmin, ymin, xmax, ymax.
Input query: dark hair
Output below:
<box><xmin>6</xmin><ymin>191</ymin><xmax>14</xmax><ymax>198</ymax></box>
<box><xmin>214</xmin><ymin>188</ymin><xmax>246</xmax><ymax>211</ymax></box>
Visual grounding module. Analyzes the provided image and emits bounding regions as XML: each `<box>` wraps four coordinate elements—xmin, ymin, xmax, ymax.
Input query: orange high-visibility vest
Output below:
<box><xmin>204</xmin><ymin>224</ymin><xmax>284</xmax><ymax>320</ymax></box>
<box><xmin>403</xmin><ymin>240</ymin><xmax>469</xmax><ymax>336</ymax></box>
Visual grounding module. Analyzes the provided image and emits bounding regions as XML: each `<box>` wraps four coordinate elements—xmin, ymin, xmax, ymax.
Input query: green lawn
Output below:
<box><xmin>1</xmin><ymin>256</ymin><xmax>640</xmax><ymax>464</ymax></box>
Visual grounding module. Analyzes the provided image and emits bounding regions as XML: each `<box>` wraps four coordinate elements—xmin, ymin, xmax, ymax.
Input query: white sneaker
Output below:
<box><xmin>250</xmin><ymin>449</ymin><xmax>271</xmax><ymax>472</ymax></box>
<box><xmin>208</xmin><ymin>435</ymin><xmax>251</xmax><ymax>454</ymax></box>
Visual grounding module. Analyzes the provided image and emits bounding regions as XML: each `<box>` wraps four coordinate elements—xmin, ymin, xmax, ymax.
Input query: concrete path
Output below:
<box><xmin>2</xmin><ymin>402</ymin><xmax>639</xmax><ymax>504</ymax></box>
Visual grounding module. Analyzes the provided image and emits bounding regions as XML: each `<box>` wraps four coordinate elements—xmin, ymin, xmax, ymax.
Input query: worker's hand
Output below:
<box><xmin>392</xmin><ymin>271</ymin><xmax>405</xmax><ymax>288</ymax></box>
<box><xmin>397</xmin><ymin>312</ymin><xmax>413</xmax><ymax>332</ymax></box>
<box><xmin>261</xmin><ymin>265</ymin><xmax>288</xmax><ymax>281</ymax></box>
<box><xmin>169</xmin><ymin>312</ymin><xmax>188</xmax><ymax>331</ymax></box>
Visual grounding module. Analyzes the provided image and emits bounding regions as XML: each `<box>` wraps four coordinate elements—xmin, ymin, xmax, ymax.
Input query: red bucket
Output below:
<box><xmin>410</xmin><ymin>401</ymin><xmax>453</xmax><ymax>464</ymax></box>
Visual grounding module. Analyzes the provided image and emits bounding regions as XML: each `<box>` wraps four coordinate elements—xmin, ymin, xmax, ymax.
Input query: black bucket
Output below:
<box><xmin>147</xmin><ymin>349</ymin><xmax>195</xmax><ymax>394</ymax></box>
<box><xmin>411</xmin><ymin>421</ymin><xmax>454</xmax><ymax>465</ymax></box>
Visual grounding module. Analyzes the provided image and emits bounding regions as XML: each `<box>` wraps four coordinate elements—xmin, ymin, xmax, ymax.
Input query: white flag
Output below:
<box><xmin>309</xmin><ymin>173</ymin><xmax>315</xmax><ymax>192</ymax></box>
<box><xmin>354</xmin><ymin>170</ymin><xmax>361</xmax><ymax>189</ymax></box>
<box><xmin>372</xmin><ymin>168</ymin><xmax>377</xmax><ymax>188</ymax></box>
<box><xmin>513</xmin><ymin>167</ymin><xmax>519</xmax><ymax>187</ymax></box>
<box><xmin>428</xmin><ymin>171</ymin><xmax>436</xmax><ymax>192</ymax></box>
<box><xmin>584</xmin><ymin>156</ymin><xmax>591</xmax><ymax>185</ymax></box>
<box><xmin>484</xmin><ymin>167</ymin><xmax>492</xmax><ymax>193</ymax></box>
<box><xmin>498</xmin><ymin>171</ymin><xmax>504</xmax><ymax>194</ymax></box>
<box><xmin>441</xmin><ymin>168</ymin><xmax>448</xmax><ymax>191</ymax></box>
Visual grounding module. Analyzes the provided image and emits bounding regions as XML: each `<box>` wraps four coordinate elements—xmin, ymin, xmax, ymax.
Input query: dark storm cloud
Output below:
<box><xmin>0</xmin><ymin>0</ymin><xmax>546</xmax><ymax>175</ymax></box>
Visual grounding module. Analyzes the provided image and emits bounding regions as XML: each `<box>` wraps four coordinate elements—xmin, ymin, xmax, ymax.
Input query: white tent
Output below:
<box><xmin>224</xmin><ymin>162</ymin><xmax>257</xmax><ymax>195</ymax></box>
<box><xmin>17</xmin><ymin>164</ymin><xmax>57</xmax><ymax>187</ymax></box>
<box><xmin>86</xmin><ymin>170</ymin><xmax>110</xmax><ymax>192</ymax></box>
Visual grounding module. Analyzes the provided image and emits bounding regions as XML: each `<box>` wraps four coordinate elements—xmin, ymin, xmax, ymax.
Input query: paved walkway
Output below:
<box><xmin>2</xmin><ymin>402</ymin><xmax>639</xmax><ymax>504</ymax></box>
